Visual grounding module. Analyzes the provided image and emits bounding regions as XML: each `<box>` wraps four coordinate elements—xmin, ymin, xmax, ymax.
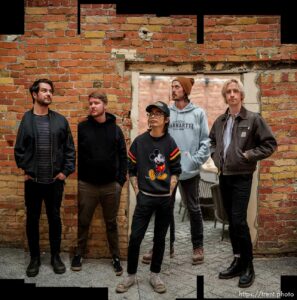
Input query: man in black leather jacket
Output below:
<box><xmin>14</xmin><ymin>78</ymin><xmax>75</xmax><ymax>277</ymax></box>
<box><xmin>209</xmin><ymin>78</ymin><xmax>277</xmax><ymax>288</ymax></box>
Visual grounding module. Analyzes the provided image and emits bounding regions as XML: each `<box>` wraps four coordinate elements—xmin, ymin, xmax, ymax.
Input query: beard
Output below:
<box><xmin>172</xmin><ymin>94</ymin><xmax>185</xmax><ymax>101</ymax></box>
<box><xmin>36</xmin><ymin>98</ymin><xmax>51</xmax><ymax>106</ymax></box>
<box><xmin>91</xmin><ymin>109</ymin><xmax>105</xmax><ymax>118</ymax></box>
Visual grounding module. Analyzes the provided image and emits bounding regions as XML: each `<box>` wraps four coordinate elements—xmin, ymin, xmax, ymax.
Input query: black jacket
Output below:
<box><xmin>78</xmin><ymin>113</ymin><xmax>127</xmax><ymax>186</ymax></box>
<box><xmin>14</xmin><ymin>109</ymin><xmax>76</xmax><ymax>178</ymax></box>
<box><xmin>209</xmin><ymin>106</ymin><xmax>277</xmax><ymax>175</ymax></box>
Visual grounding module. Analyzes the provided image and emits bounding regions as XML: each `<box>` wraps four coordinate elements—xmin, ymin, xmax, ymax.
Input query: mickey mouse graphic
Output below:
<box><xmin>148</xmin><ymin>149</ymin><xmax>168</xmax><ymax>181</ymax></box>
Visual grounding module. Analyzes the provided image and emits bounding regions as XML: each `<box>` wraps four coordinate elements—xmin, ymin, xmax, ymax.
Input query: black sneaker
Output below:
<box><xmin>112</xmin><ymin>255</ymin><xmax>123</xmax><ymax>276</ymax></box>
<box><xmin>26</xmin><ymin>257</ymin><xmax>40</xmax><ymax>277</ymax></box>
<box><xmin>71</xmin><ymin>255</ymin><xmax>82</xmax><ymax>271</ymax></box>
<box><xmin>51</xmin><ymin>254</ymin><xmax>66</xmax><ymax>274</ymax></box>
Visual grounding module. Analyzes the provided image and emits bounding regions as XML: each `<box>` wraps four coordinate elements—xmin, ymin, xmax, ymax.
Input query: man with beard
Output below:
<box><xmin>71</xmin><ymin>92</ymin><xmax>127</xmax><ymax>276</ymax></box>
<box><xmin>14</xmin><ymin>78</ymin><xmax>76</xmax><ymax>277</ymax></box>
<box><xmin>169</xmin><ymin>77</ymin><xmax>210</xmax><ymax>264</ymax></box>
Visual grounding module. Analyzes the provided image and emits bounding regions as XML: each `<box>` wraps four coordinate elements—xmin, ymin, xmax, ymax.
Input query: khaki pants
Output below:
<box><xmin>76</xmin><ymin>180</ymin><xmax>122</xmax><ymax>257</ymax></box>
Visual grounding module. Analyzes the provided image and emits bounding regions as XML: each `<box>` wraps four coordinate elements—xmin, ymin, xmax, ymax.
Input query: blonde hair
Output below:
<box><xmin>221</xmin><ymin>78</ymin><xmax>245</xmax><ymax>104</ymax></box>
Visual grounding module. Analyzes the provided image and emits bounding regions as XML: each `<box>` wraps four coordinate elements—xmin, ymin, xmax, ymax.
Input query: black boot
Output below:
<box><xmin>51</xmin><ymin>254</ymin><xmax>66</xmax><ymax>274</ymax></box>
<box><xmin>238</xmin><ymin>261</ymin><xmax>255</xmax><ymax>288</ymax></box>
<box><xmin>26</xmin><ymin>257</ymin><xmax>41</xmax><ymax>277</ymax></box>
<box><xmin>219</xmin><ymin>257</ymin><xmax>242</xmax><ymax>279</ymax></box>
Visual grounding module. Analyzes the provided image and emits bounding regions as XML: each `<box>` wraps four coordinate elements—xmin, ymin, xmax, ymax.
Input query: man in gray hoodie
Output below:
<box><xmin>169</xmin><ymin>77</ymin><xmax>210</xmax><ymax>264</ymax></box>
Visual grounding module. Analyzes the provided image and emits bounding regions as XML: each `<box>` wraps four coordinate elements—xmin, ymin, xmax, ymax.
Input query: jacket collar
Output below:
<box><xmin>222</xmin><ymin>105</ymin><xmax>248</xmax><ymax>121</ymax></box>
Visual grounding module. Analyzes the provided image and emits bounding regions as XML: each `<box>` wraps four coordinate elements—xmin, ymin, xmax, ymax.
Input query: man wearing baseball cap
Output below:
<box><xmin>116</xmin><ymin>101</ymin><xmax>181</xmax><ymax>294</ymax></box>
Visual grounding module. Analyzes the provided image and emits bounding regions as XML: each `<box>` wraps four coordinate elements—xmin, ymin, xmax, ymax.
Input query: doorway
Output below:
<box><xmin>129</xmin><ymin>72</ymin><xmax>260</xmax><ymax>245</ymax></box>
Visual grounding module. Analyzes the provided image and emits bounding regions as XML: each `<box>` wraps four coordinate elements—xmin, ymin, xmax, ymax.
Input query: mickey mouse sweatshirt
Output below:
<box><xmin>128</xmin><ymin>131</ymin><xmax>181</xmax><ymax>196</ymax></box>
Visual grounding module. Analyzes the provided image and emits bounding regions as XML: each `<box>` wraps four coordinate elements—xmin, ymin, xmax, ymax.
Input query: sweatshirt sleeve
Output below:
<box><xmin>116</xmin><ymin>126</ymin><xmax>128</xmax><ymax>186</ymax></box>
<box><xmin>191</xmin><ymin>110</ymin><xmax>210</xmax><ymax>166</ymax></box>
<box><xmin>169</xmin><ymin>138</ymin><xmax>182</xmax><ymax>176</ymax></box>
<box><xmin>128</xmin><ymin>139</ymin><xmax>137</xmax><ymax>177</ymax></box>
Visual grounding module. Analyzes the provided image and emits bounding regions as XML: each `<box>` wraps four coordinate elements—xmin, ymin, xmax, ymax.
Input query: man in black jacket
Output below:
<box><xmin>14</xmin><ymin>78</ymin><xmax>76</xmax><ymax>277</ymax></box>
<box><xmin>209</xmin><ymin>78</ymin><xmax>277</xmax><ymax>288</ymax></box>
<box><xmin>71</xmin><ymin>92</ymin><xmax>127</xmax><ymax>276</ymax></box>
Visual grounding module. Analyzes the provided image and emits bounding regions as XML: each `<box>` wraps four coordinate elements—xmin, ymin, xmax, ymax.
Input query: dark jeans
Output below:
<box><xmin>171</xmin><ymin>175</ymin><xmax>203</xmax><ymax>249</ymax></box>
<box><xmin>169</xmin><ymin>185</ymin><xmax>178</xmax><ymax>248</ymax></box>
<box><xmin>128</xmin><ymin>192</ymin><xmax>171</xmax><ymax>274</ymax></box>
<box><xmin>77</xmin><ymin>180</ymin><xmax>121</xmax><ymax>257</ymax></box>
<box><xmin>25</xmin><ymin>179</ymin><xmax>64</xmax><ymax>258</ymax></box>
<box><xmin>219</xmin><ymin>174</ymin><xmax>253</xmax><ymax>266</ymax></box>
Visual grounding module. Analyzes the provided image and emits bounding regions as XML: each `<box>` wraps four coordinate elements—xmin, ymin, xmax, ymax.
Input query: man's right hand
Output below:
<box><xmin>24</xmin><ymin>174</ymin><xmax>33</xmax><ymax>181</ymax></box>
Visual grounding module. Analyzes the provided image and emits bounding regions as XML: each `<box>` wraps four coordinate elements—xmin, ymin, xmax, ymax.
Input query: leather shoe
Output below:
<box><xmin>238</xmin><ymin>261</ymin><xmax>255</xmax><ymax>288</ymax></box>
<box><xmin>219</xmin><ymin>257</ymin><xmax>242</xmax><ymax>279</ymax></box>
<box><xmin>26</xmin><ymin>257</ymin><xmax>41</xmax><ymax>277</ymax></box>
<box><xmin>51</xmin><ymin>254</ymin><xmax>66</xmax><ymax>274</ymax></box>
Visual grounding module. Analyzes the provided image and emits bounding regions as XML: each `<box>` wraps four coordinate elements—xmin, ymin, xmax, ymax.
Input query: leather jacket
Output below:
<box><xmin>209</xmin><ymin>106</ymin><xmax>277</xmax><ymax>175</ymax></box>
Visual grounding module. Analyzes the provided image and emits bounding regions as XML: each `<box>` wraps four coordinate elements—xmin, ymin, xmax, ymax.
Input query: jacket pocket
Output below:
<box><xmin>225</xmin><ymin>148</ymin><xmax>249</xmax><ymax>171</ymax></box>
<box><xmin>237</xmin><ymin>123</ymin><xmax>250</xmax><ymax>148</ymax></box>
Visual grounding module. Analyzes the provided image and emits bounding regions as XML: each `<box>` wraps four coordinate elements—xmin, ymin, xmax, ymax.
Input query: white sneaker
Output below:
<box><xmin>149</xmin><ymin>273</ymin><xmax>166</xmax><ymax>293</ymax></box>
<box><xmin>116</xmin><ymin>274</ymin><xmax>135</xmax><ymax>293</ymax></box>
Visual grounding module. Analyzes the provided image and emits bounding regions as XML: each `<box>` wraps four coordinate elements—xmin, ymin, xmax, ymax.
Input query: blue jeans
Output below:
<box><xmin>127</xmin><ymin>192</ymin><xmax>171</xmax><ymax>274</ymax></box>
<box><xmin>219</xmin><ymin>174</ymin><xmax>253</xmax><ymax>266</ymax></box>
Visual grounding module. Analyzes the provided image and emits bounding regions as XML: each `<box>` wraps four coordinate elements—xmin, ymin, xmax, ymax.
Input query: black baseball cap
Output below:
<box><xmin>146</xmin><ymin>101</ymin><xmax>170</xmax><ymax>117</ymax></box>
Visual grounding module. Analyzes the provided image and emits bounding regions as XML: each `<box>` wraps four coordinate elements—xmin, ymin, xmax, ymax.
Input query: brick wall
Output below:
<box><xmin>0</xmin><ymin>1</ymin><xmax>296</xmax><ymax>256</ymax></box>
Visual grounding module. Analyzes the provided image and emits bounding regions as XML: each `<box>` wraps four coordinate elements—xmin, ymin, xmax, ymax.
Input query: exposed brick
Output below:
<box><xmin>0</xmin><ymin>2</ymin><xmax>296</xmax><ymax>257</ymax></box>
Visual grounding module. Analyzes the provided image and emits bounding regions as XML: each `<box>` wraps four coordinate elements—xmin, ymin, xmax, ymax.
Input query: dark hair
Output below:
<box><xmin>88</xmin><ymin>91</ymin><xmax>108</xmax><ymax>104</ymax></box>
<box><xmin>164</xmin><ymin>119</ymin><xmax>169</xmax><ymax>133</ymax></box>
<box><xmin>29</xmin><ymin>78</ymin><xmax>54</xmax><ymax>103</ymax></box>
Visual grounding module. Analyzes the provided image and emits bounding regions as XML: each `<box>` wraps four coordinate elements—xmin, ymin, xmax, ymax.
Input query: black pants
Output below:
<box><xmin>127</xmin><ymin>192</ymin><xmax>171</xmax><ymax>274</ymax></box>
<box><xmin>25</xmin><ymin>180</ymin><xmax>64</xmax><ymax>258</ymax></box>
<box><xmin>219</xmin><ymin>174</ymin><xmax>253</xmax><ymax>266</ymax></box>
<box><xmin>171</xmin><ymin>175</ymin><xmax>204</xmax><ymax>249</ymax></box>
<box><xmin>169</xmin><ymin>185</ymin><xmax>177</xmax><ymax>248</ymax></box>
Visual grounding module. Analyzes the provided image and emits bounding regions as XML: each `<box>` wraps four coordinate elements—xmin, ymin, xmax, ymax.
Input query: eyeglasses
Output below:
<box><xmin>147</xmin><ymin>112</ymin><xmax>164</xmax><ymax>118</ymax></box>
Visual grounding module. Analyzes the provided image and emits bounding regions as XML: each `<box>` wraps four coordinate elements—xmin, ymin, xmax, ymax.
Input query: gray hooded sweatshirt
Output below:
<box><xmin>169</xmin><ymin>102</ymin><xmax>210</xmax><ymax>180</ymax></box>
